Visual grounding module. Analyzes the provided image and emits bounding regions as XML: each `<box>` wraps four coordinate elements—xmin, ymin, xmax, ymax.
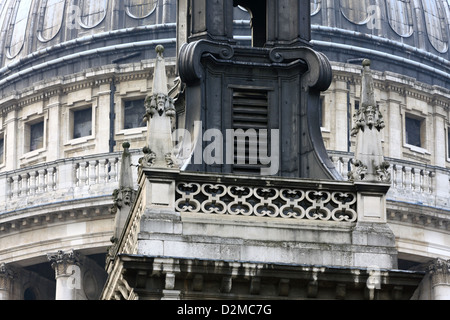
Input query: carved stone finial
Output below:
<box><xmin>112</xmin><ymin>142</ymin><xmax>136</xmax><ymax>213</ymax></box>
<box><xmin>348</xmin><ymin>60</ymin><xmax>391</xmax><ymax>183</ymax></box>
<box><xmin>141</xmin><ymin>45</ymin><xmax>177</xmax><ymax>169</ymax></box>
<box><xmin>362</xmin><ymin>58</ymin><xmax>371</xmax><ymax>67</ymax></box>
<box><xmin>111</xmin><ymin>142</ymin><xmax>137</xmax><ymax>243</ymax></box>
<box><xmin>155</xmin><ymin>44</ymin><xmax>165</xmax><ymax>55</ymax></box>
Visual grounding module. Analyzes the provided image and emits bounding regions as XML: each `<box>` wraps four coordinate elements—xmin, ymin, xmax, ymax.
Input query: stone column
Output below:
<box><xmin>333</xmin><ymin>79</ymin><xmax>350</xmax><ymax>152</ymax></box>
<box><xmin>4</xmin><ymin>108</ymin><xmax>18</xmax><ymax>171</ymax></box>
<box><xmin>46</xmin><ymin>95</ymin><xmax>62</xmax><ymax>162</ymax></box>
<box><xmin>96</xmin><ymin>82</ymin><xmax>112</xmax><ymax>154</ymax></box>
<box><xmin>429</xmin><ymin>258</ymin><xmax>450</xmax><ymax>300</ymax></box>
<box><xmin>0</xmin><ymin>263</ymin><xmax>14</xmax><ymax>300</ymax></box>
<box><xmin>386</xmin><ymin>98</ymin><xmax>402</xmax><ymax>159</ymax></box>
<box><xmin>47</xmin><ymin>250</ymin><xmax>82</xmax><ymax>300</ymax></box>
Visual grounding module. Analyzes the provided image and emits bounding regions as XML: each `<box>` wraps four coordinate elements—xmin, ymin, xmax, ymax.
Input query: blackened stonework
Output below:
<box><xmin>177</xmin><ymin>0</ymin><xmax>340</xmax><ymax>179</ymax></box>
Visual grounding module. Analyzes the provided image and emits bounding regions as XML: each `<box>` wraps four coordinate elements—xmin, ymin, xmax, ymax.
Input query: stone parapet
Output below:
<box><xmin>114</xmin><ymin>168</ymin><xmax>398</xmax><ymax>273</ymax></box>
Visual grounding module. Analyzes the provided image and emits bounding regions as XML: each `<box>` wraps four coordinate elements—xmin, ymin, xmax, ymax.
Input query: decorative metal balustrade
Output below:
<box><xmin>175</xmin><ymin>179</ymin><xmax>358</xmax><ymax>222</ymax></box>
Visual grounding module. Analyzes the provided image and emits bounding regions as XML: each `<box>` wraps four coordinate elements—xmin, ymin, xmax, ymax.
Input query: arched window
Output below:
<box><xmin>24</xmin><ymin>287</ymin><xmax>37</xmax><ymax>300</ymax></box>
<box><xmin>125</xmin><ymin>0</ymin><xmax>157</xmax><ymax>19</ymax></box>
<box><xmin>421</xmin><ymin>0</ymin><xmax>448</xmax><ymax>53</ymax></box>
<box><xmin>8</xmin><ymin>0</ymin><xmax>33</xmax><ymax>58</ymax></box>
<box><xmin>38</xmin><ymin>0</ymin><xmax>66</xmax><ymax>42</ymax></box>
<box><xmin>233</xmin><ymin>0</ymin><xmax>266</xmax><ymax>47</ymax></box>
<box><xmin>386</xmin><ymin>0</ymin><xmax>413</xmax><ymax>37</ymax></box>
<box><xmin>311</xmin><ymin>0</ymin><xmax>321</xmax><ymax>16</ymax></box>
<box><xmin>79</xmin><ymin>0</ymin><xmax>107</xmax><ymax>29</ymax></box>
<box><xmin>340</xmin><ymin>0</ymin><xmax>370</xmax><ymax>25</ymax></box>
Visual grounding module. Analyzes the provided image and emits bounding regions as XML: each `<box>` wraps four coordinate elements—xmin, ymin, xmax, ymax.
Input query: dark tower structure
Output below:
<box><xmin>176</xmin><ymin>0</ymin><xmax>340</xmax><ymax>179</ymax></box>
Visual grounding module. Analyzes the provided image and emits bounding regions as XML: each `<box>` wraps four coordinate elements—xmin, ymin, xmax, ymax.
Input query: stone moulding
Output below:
<box><xmin>103</xmin><ymin>255</ymin><xmax>425</xmax><ymax>300</ymax></box>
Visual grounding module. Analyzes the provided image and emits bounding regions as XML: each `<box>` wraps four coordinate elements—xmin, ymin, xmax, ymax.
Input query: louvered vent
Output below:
<box><xmin>232</xmin><ymin>88</ymin><xmax>270</xmax><ymax>175</ymax></box>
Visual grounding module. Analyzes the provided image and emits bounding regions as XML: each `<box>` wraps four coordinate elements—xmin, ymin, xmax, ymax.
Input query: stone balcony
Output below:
<box><xmin>1</xmin><ymin>150</ymin><xmax>448</xmax><ymax>215</ymax></box>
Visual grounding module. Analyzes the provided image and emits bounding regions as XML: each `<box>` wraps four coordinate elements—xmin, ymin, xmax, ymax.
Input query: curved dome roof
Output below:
<box><xmin>0</xmin><ymin>0</ymin><xmax>177</xmax><ymax>96</ymax></box>
<box><xmin>0</xmin><ymin>0</ymin><xmax>448</xmax><ymax>93</ymax></box>
<box><xmin>311</xmin><ymin>0</ymin><xmax>450</xmax><ymax>55</ymax></box>
<box><xmin>309</xmin><ymin>0</ymin><xmax>450</xmax><ymax>87</ymax></box>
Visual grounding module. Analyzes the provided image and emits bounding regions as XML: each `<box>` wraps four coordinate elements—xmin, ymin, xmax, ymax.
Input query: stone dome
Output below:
<box><xmin>0</xmin><ymin>0</ymin><xmax>177</xmax><ymax>96</ymax></box>
<box><xmin>0</xmin><ymin>0</ymin><xmax>448</xmax><ymax>94</ymax></box>
<box><xmin>309</xmin><ymin>0</ymin><xmax>450</xmax><ymax>87</ymax></box>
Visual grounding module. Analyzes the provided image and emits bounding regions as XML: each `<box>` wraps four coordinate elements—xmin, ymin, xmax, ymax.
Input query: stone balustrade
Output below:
<box><xmin>329</xmin><ymin>151</ymin><xmax>450</xmax><ymax>209</ymax></box>
<box><xmin>1</xmin><ymin>150</ymin><xmax>448</xmax><ymax>216</ymax></box>
<box><xmin>0</xmin><ymin>151</ymin><xmax>141</xmax><ymax>213</ymax></box>
<box><xmin>174</xmin><ymin>173</ymin><xmax>359</xmax><ymax>223</ymax></box>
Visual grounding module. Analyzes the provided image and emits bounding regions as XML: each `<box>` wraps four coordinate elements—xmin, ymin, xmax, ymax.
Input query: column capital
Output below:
<box><xmin>47</xmin><ymin>249</ymin><xmax>81</xmax><ymax>277</ymax></box>
<box><xmin>0</xmin><ymin>263</ymin><xmax>15</xmax><ymax>292</ymax></box>
<box><xmin>428</xmin><ymin>258</ymin><xmax>450</xmax><ymax>286</ymax></box>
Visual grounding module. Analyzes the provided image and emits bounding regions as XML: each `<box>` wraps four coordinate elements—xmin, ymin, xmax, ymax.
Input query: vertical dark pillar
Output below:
<box><xmin>188</xmin><ymin>0</ymin><xmax>235</xmax><ymax>43</ymax></box>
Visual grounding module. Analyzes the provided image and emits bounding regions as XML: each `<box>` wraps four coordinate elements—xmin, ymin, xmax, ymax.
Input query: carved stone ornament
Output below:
<box><xmin>0</xmin><ymin>263</ymin><xmax>15</xmax><ymax>291</ymax></box>
<box><xmin>428</xmin><ymin>258</ymin><xmax>450</xmax><ymax>286</ymax></box>
<box><xmin>375</xmin><ymin>161</ymin><xmax>392</xmax><ymax>182</ymax></box>
<box><xmin>144</xmin><ymin>93</ymin><xmax>176</xmax><ymax>120</ymax></box>
<box><xmin>111</xmin><ymin>142</ymin><xmax>136</xmax><ymax>214</ymax></box>
<box><xmin>347</xmin><ymin>159</ymin><xmax>368</xmax><ymax>182</ymax></box>
<box><xmin>139</xmin><ymin>147</ymin><xmax>157</xmax><ymax>167</ymax></box>
<box><xmin>111</xmin><ymin>187</ymin><xmax>136</xmax><ymax>214</ymax></box>
<box><xmin>47</xmin><ymin>249</ymin><xmax>80</xmax><ymax>277</ymax></box>
<box><xmin>140</xmin><ymin>45</ymin><xmax>177</xmax><ymax>169</ymax></box>
<box><xmin>348</xmin><ymin>60</ymin><xmax>391</xmax><ymax>183</ymax></box>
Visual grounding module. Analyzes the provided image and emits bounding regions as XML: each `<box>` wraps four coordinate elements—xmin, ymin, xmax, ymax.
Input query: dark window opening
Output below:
<box><xmin>0</xmin><ymin>137</ymin><xmax>3</xmax><ymax>165</ymax></box>
<box><xmin>448</xmin><ymin>128</ymin><xmax>450</xmax><ymax>159</ymax></box>
<box><xmin>124</xmin><ymin>99</ymin><xmax>146</xmax><ymax>130</ymax></box>
<box><xmin>233</xmin><ymin>0</ymin><xmax>267</xmax><ymax>47</ymax></box>
<box><xmin>405</xmin><ymin>116</ymin><xmax>423</xmax><ymax>148</ymax></box>
<box><xmin>73</xmin><ymin>108</ymin><xmax>92</xmax><ymax>139</ymax></box>
<box><xmin>24</xmin><ymin>287</ymin><xmax>37</xmax><ymax>300</ymax></box>
<box><xmin>30</xmin><ymin>121</ymin><xmax>44</xmax><ymax>152</ymax></box>
<box><xmin>319</xmin><ymin>96</ymin><xmax>324</xmax><ymax>127</ymax></box>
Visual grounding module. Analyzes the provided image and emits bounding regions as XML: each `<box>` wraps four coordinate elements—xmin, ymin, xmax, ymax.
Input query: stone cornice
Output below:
<box><xmin>0</xmin><ymin>61</ymin><xmax>177</xmax><ymax>114</ymax></box>
<box><xmin>105</xmin><ymin>255</ymin><xmax>424</xmax><ymax>300</ymax></box>
<box><xmin>387</xmin><ymin>201</ymin><xmax>450</xmax><ymax>232</ymax></box>
<box><xmin>0</xmin><ymin>202</ymin><xmax>113</xmax><ymax>236</ymax></box>
<box><xmin>331</xmin><ymin>63</ymin><xmax>450</xmax><ymax>108</ymax></box>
